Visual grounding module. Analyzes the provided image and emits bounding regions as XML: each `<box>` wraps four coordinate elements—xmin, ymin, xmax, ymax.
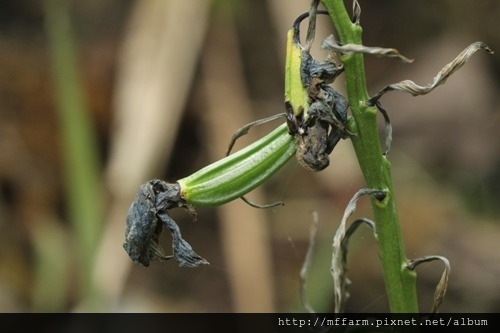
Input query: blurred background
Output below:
<box><xmin>0</xmin><ymin>0</ymin><xmax>499</xmax><ymax>313</ymax></box>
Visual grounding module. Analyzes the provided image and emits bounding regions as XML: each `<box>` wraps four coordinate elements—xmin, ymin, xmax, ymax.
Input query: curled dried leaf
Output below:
<box><xmin>331</xmin><ymin>189</ymin><xmax>385</xmax><ymax>313</ymax></box>
<box><xmin>332</xmin><ymin>218</ymin><xmax>376</xmax><ymax>313</ymax></box>
<box><xmin>342</xmin><ymin>218</ymin><xmax>376</xmax><ymax>257</ymax></box>
<box><xmin>352</xmin><ymin>0</ymin><xmax>361</xmax><ymax>25</ymax></box>
<box><xmin>407</xmin><ymin>255</ymin><xmax>451</xmax><ymax>313</ymax></box>
<box><xmin>368</xmin><ymin>42</ymin><xmax>494</xmax><ymax>104</ymax></box>
<box><xmin>225</xmin><ymin>113</ymin><xmax>285</xmax><ymax>156</ymax></box>
<box><xmin>305</xmin><ymin>0</ymin><xmax>320</xmax><ymax>50</ymax></box>
<box><xmin>322</xmin><ymin>35</ymin><xmax>414</xmax><ymax>63</ymax></box>
<box><xmin>373</xmin><ymin>101</ymin><xmax>392</xmax><ymax>156</ymax></box>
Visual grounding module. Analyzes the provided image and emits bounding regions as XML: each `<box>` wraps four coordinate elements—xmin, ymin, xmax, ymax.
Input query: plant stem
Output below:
<box><xmin>321</xmin><ymin>0</ymin><xmax>418</xmax><ymax>313</ymax></box>
<box><xmin>43</xmin><ymin>0</ymin><xmax>104</xmax><ymax>302</ymax></box>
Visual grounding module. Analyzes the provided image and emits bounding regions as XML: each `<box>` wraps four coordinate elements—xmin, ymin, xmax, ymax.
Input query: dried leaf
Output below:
<box><xmin>352</xmin><ymin>0</ymin><xmax>361</xmax><ymax>24</ymax></box>
<box><xmin>322</xmin><ymin>35</ymin><xmax>414</xmax><ymax>63</ymax></box>
<box><xmin>369</xmin><ymin>42</ymin><xmax>494</xmax><ymax>103</ymax></box>
<box><xmin>225</xmin><ymin>113</ymin><xmax>285</xmax><ymax>156</ymax></box>
<box><xmin>331</xmin><ymin>189</ymin><xmax>385</xmax><ymax>313</ymax></box>
<box><xmin>407</xmin><ymin>255</ymin><xmax>451</xmax><ymax>313</ymax></box>
<box><xmin>305</xmin><ymin>0</ymin><xmax>320</xmax><ymax>50</ymax></box>
<box><xmin>373</xmin><ymin>101</ymin><xmax>392</xmax><ymax>156</ymax></box>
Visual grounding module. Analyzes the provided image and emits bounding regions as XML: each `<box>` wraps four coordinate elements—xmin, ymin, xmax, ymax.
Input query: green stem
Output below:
<box><xmin>43</xmin><ymin>0</ymin><xmax>104</xmax><ymax>302</ymax></box>
<box><xmin>321</xmin><ymin>0</ymin><xmax>418</xmax><ymax>313</ymax></box>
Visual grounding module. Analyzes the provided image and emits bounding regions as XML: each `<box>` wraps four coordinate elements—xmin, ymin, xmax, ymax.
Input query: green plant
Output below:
<box><xmin>123</xmin><ymin>0</ymin><xmax>493</xmax><ymax>315</ymax></box>
<box><xmin>319</xmin><ymin>0</ymin><xmax>492</xmax><ymax>313</ymax></box>
<box><xmin>43</xmin><ymin>0</ymin><xmax>104</xmax><ymax>305</ymax></box>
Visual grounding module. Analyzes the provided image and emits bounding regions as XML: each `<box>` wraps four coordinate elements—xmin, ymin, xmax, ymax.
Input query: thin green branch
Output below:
<box><xmin>43</xmin><ymin>0</ymin><xmax>104</xmax><ymax>302</ymax></box>
<box><xmin>321</xmin><ymin>0</ymin><xmax>418</xmax><ymax>313</ymax></box>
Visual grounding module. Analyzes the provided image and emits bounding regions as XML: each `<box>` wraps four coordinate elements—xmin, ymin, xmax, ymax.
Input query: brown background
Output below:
<box><xmin>1</xmin><ymin>0</ymin><xmax>499</xmax><ymax>312</ymax></box>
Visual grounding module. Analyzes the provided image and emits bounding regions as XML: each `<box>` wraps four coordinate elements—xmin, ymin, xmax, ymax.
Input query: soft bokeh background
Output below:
<box><xmin>1</xmin><ymin>0</ymin><xmax>499</xmax><ymax>313</ymax></box>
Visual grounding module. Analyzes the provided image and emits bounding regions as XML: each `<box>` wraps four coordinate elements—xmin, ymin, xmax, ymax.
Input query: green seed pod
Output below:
<box><xmin>284</xmin><ymin>26</ymin><xmax>309</xmax><ymax>120</ymax></box>
<box><xmin>178</xmin><ymin>123</ymin><xmax>295</xmax><ymax>207</ymax></box>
